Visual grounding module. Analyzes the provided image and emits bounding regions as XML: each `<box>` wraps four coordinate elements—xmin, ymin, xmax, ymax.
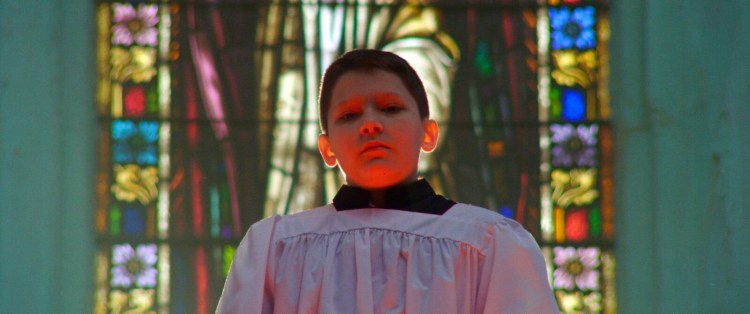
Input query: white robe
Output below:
<box><xmin>216</xmin><ymin>203</ymin><xmax>560</xmax><ymax>314</ymax></box>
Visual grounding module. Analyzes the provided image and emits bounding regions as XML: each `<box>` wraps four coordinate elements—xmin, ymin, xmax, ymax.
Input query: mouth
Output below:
<box><xmin>360</xmin><ymin>141</ymin><xmax>389</xmax><ymax>153</ymax></box>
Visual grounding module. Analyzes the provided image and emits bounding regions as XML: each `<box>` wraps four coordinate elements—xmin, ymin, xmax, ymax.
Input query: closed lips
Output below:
<box><xmin>361</xmin><ymin>142</ymin><xmax>388</xmax><ymax>153</ymax></box>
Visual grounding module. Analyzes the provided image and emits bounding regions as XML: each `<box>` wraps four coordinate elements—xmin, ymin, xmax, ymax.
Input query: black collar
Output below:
<box><xmin>332</xmin><ymin>179</ymin><xmax>456</xmax><ymax>215</ymax></box>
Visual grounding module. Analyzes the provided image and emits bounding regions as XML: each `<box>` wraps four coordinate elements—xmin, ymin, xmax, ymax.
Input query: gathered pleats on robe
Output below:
<box><xmin>216</xmin><ymin>204</ymin><xmax>559</xmax><ymax>314</ymax></box>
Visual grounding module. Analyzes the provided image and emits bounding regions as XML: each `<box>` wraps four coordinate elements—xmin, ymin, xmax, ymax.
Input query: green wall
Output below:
<box><xmin>611</xmin><ymin>0</ymin><xmax>750</xmax><ymax>312</ymax></box>
<box><xmin>0</xmin><ymin>0</ymin><xmax>748</xmax><ymax>312</ymax></box>
<box><xmin>0</xmin><ymin>0</ymin><xmax>95</xmax><ymax>312</ymax></box>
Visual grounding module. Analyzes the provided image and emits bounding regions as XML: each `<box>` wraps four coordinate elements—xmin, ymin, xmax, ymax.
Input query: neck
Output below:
<box><xmin>368</xmin><ymin>190</ymin><xmax>386</xmax><ymax>207</ymax></box>
<box><xmin>333</xmin><ymin>178</ymin><xmax>456</xmax><ymax>215</ymax></box>
<box><xmin>353</xmin><ymin>177</ymin><xmax>419</xmax><ymax>207</ymax></box>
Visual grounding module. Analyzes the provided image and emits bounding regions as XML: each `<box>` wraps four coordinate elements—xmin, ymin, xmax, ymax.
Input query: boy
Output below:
<box><xmin>216</xmin><ymin>49</ymin><xmax>559</xmax><ymax>313</ymax></box>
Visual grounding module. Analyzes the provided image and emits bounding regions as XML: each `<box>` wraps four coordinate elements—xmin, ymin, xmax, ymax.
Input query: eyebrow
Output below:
<box><xmin>373</xmin><ymin>93</ymin><xmax>404</xmax><ymax>104</ymax></box>
<box><xmin>331</xmin><ymin>92</ymin><xmax>406</xmax><ymax>113</ymax></box>
<box><xmin>332</xmin><ymin>96</ymin><xmax>366</xmax><ymax>113</ymax></box>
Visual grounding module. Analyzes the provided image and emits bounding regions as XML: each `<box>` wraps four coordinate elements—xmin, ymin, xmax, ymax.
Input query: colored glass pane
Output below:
<box><xmin>223</xmin><ymin>246</ymin><xmax>236</xmax><ymax>277</ymax></box>
<box><xmin>589</xmin><ymin>207</ymin><xmax>602</xmax><ymax>237</ymax></box>
<box><xmin>553</xmin><ymin>246</ymin><xmax>600</xmax><ymax>290</ymax></box>
<box><xmin>565</xmin><ymin>208</ymin><xmax>589</xmax><ymax>242</ymax></box>
<box><xmin>122</xmin><ymin>205</ymin><xmax>146</xmax><ymax>236</ymax></box>
<box><xmin>109</xmin><ymin>204</ymin><xmax>121</xmax><ymax>236</ymax></box>
<box><xmin>111</xmin><ymin>164</ymin><xmax>158</xmax><ymax>204</ymax></box>
<box><xmin>551</xmin><ymin>50</ymin><xmax>598</xmax><ymax>88</ymax></box>
<box><xmin>111</xmin><ymin>120</ymin><xmax>158</xmax><ymax>165</ymax></box>
<box><xmin>111</xmin><ymin>3</ymin><xmax>159</xmax><ymax>47</ymax></box>
<box><xmin>551</xmin><ymin>124</ymin><xmax>598</xmax><ymax>167</ymax></box>
<box><xmin>123</xmin><ymin>85</ymin><xmax>146</xmax><ymax>117</ymax></box>
<box><xmin>561</xmin><ymin>88</ymin><xmax>586</xmax><ymax>122</ymax></box>
<box><xmin>110</xmin><ymin>47</ymin><xmax>157</xmax><ymax>84</ymax></box>
<box><xmin>550</xmin><ymin>87</ymin><xmax>563</xmax><ymax>119</ymax></box>
<box><xmin>109</xmin><ymin>289</ymin><xmax>157</xmax><ymax>313</ymax></box>
<box><xmin>111</xmin><ymin>243</ymin><xmax>158</xmax><ymax>288</ymax></box>
<box><xmin>550</xmin><ymin>6</ymin><xmax>596</xmax><ymax>51</ymax></box>
<box><xmin>551</xmin><ymin>168</ymin><xmax>599</xmax><ymax>208</ymax></box>
<box><xmin>96</xmin><ymin>1</ymin><xmax>614</xmax><ymax>312</ymax></box>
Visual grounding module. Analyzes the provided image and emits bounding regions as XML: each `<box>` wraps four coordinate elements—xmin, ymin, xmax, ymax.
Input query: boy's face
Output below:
<box><xmin>318</xmin><ymin>69</ymin><xmax>438</xmax><ymax>190</ymax></box>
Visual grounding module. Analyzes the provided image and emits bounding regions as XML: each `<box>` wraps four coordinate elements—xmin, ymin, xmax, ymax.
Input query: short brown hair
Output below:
<box><xmin>318</xmin><ymin>49</ymin><xmax>429</xmax><ymax>133</ymax></box>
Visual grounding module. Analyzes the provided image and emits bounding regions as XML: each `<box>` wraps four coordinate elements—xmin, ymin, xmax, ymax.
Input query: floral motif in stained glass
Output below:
<box><xmin>550</xmin><ymin>6</ymin><xmax>596</xmax><ymax>50</ymax></box>
<box><xmin>112</xmin><ymin>3</ymin><xmax>159</xmax><ymax>47</ymax></box>
<box><xmin>111</xmin><ymin>243</ymin><xmax>158</xmax><ymax>288</ymax></box>
<box><xmin>112</xmin><ymin>120</ymin><xmax>158</xmax><ymax>165</ymax></box>
<box><xmin>553</xmin><ymin>246</ymin><xmax>600</xmax><ymax>290</ymax></box>
<box><xmin>551</xmin><ymin>124</ymin><xmax>598</xmax><ymax>167</ymax></box>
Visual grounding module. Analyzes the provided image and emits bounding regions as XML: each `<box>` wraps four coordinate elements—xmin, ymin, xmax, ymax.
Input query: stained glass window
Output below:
<box><xmin>95</xmin><ymin>0</ymin><xmax>613</xmax><ymax>312</ymax></box>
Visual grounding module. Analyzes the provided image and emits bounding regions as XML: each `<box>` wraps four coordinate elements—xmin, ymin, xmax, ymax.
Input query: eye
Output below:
<box><xmin>337</xmin><ymin>112</ymin><xmax>358</xmax><ymax>121</ymax></box>
<box><xmin>382</xmin><ymin>104</ymin><xmax>403</xmax><ymax>113</ymax></box>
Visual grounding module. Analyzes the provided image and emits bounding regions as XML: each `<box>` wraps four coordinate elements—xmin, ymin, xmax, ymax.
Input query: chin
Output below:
<box><xmin>357</xmin><ymin>181</ymin><xmax>398</xmax><ymax>190</ymax></box>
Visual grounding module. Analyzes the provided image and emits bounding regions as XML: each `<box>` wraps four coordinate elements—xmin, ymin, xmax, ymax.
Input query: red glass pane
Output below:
<box><xmin>124</xmin><ymin>85</ymin><xmax>147</xmax><ymax>117</ymax></box>
<box><xmin>565</xmin><ymin>208</ymin><xmax>589</xmax><ymax>242</ymax></box>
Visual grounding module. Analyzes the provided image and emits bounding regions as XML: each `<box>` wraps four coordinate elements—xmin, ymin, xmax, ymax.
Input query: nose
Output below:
<box><xmin>359</xmin><ymin>114</ymin><xmax>383</xmax><ymax>135</ymax></box>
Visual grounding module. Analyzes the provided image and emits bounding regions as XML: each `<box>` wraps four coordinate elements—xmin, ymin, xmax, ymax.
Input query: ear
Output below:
<box><xmin>318</xmin><ymin>134</ymin><xmax>338</xmax><ymax>167</ymax></box>
<box><xmin>421</xmin><ymin>119</ymin><xmax>439</xmax><ymax>153</ymax></box>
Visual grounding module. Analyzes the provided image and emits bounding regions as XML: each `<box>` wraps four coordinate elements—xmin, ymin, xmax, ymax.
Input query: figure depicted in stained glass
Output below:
<box><xmin>216</xmin><ymin>50</ymin><xmax>558</xmax><ymax>313</ymax></box>
<box><xmin>182</xmin><ymin>1</ymin><xmax>459</xmax><ymax>225</ymax></box>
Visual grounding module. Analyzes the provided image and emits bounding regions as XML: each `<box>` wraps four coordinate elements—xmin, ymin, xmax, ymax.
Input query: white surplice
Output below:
<box><xmin>216</xmin><ymin>203</ymin><xmax>559</xmax><ymax>314</ymax></box>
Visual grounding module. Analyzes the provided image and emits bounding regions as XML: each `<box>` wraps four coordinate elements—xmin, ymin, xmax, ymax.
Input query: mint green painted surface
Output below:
<box><xmin>611</xmin><ymin>0</ymin><xmax>750</xmax><ymax>312</ymax></box>
<box><xmin>0</xmin><ymin>0</ymin><xmax>95</xmax><ymax>312</ymax></box>
<box><xmin>0</xmin><ymin>0</ymin><xmax>748</xmax><ymax>312</ymax></box>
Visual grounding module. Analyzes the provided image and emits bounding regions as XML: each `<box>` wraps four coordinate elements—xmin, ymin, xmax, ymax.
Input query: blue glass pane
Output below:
<box><xmin>562</xmin><ymin>89</ymin><xmax>586</xmax><ymax>122</ymax></box>
<box><xmin>112</xmin><ymin>120</ymin><xmax>137</xmax><ymax>140</ymax></box>
<box><xmin>122</xmin><ymin>205</ymin><xmax>146</xmax><ymax>235</ymax></box>
<box><xmin>500</xmin><ymin>206</ymin><xmax>514</xmax><ymax>219</ymax></box>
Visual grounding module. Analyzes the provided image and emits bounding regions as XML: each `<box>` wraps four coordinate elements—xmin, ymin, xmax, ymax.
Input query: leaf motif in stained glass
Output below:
<box><xmin>551</xmin><ymin>50</ymin><xmax>597</xmax><ymax>87</ymax></box>
<box><xmin>551</xmin><ymin>168</ymin><xmax>598</xmax><ymax>207</ymax></box>
<box><xmin>111</xmin><ymin>46</ymin><xmax>157</xmax><ymax>83</ymax></box>
<box><xmin>550</xmin><ymin>7</ymin><xmax>596</xmax><ymax>51</ymax></box>
<box><xmin>554</xmin><ymin>290</ymin><xmax>583</xmax><ymax>313</ymax></box>
<box><xmin>111</xmin><ymin>164</ymin><xmax>159</xmax><ymax>205</ymax></box>
<box><xmin>583</xmin><ymin>291</ymin><xmax>603</xmax><ymax>312</ymax></box>
<box><xmin>555</xmin><ymin>290</ymin><xmax>602</xmax><ymax>313</ymax></box>
<box><xmin>109</xmin><ymin>289</ymin><xmax>156</xmax><ymax>313</ymax></box>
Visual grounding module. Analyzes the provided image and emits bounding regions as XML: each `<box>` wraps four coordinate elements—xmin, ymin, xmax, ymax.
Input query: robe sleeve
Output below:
<box><xmin>216</xmin><ymin>216</ymin><xmax>279</xmax><ymax>314</ymax></box>
<box><xmin>476</xmin><ymin>219</ymin><xmax>560</xmax><ymax>314</ymax></box>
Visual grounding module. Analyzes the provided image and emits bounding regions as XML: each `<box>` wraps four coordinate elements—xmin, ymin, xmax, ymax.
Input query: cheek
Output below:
<box><xmin>329</xmin><ymin>135</ymin><xmax>354</xmax><ymax>159</ymax></box>
<box><xmin>396</xmin><ymin>132</ymin><xmax>425</xmax><ymax>162</ymax></box>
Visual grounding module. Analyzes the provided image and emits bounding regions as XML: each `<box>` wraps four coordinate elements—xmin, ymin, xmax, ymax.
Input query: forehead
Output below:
<box><xmin>330</xmin><ymin>69</ymin><xmax>413</xmax><ymax>106</ymax></box>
